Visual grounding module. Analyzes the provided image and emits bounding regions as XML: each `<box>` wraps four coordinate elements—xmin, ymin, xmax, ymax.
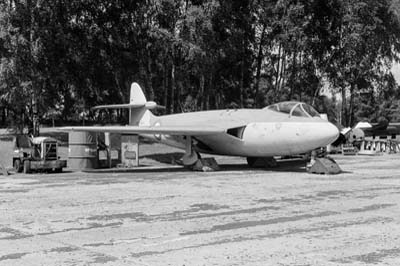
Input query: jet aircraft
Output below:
<box><xmin>61</xmin><ymin>83</ymin><xmax>339</xmax><ymax>166</ymax></box>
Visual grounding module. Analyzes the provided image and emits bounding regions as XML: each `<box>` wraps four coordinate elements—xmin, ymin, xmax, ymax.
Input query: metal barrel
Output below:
<box><xmin>68</xmin><ymin>131</ymin><xmax>98</xmax><ymax>169</ymax></box>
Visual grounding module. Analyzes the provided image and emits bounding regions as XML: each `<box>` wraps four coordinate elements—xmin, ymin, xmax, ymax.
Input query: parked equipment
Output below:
<box><xmin>13</xmin><ymin>135</ymin><xmax>67</xmax><ymax>174</ymax></box>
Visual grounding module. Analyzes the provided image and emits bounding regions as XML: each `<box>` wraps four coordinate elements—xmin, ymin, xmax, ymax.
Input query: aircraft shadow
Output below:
<box><xmin>218</xmin><ymin>160</ymin><xmax>307</xmax><ymax>173</ymax></box>
<box><xmin>82</xmin><ymin>166</ymin><xmax>188</xmax><ymax>174</ymax></box>
<box><xmin>81</xmin><ymin>152</ymin><xmax>334</xmax><ymax>174</ymax></box>
<box><xmin>142</xmin><ymin>152</ymin><xmax>308</xmax><ymax>173</ymax></box>
<box><xmin>141</xmin><ymin>152</ymin><xmax>184</xmax><ymax>165</ymax></box>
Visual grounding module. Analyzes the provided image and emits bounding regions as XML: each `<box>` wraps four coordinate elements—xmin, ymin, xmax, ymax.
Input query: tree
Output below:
<box><xmin>323</xmin><ymin>0</ymin><xmax>400</xmax><ymax>126</ymax></box>
<box><xmin>1</xmin><ymin>0</ymin><xmax>400</xmax><ymax>131</ymax></box>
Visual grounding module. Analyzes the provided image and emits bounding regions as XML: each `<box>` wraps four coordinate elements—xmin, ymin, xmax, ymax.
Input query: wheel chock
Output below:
<box><xmin>307</xmin><ymin>157</ymin><xmax>341</xmax><ymax>175</ymax></box>
<box><xmin>191</xmin><ymin>158</ymin><xmax>220</xmax><ymax>172</ymax></box>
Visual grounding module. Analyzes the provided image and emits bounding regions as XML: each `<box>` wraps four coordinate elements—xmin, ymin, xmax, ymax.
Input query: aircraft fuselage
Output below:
<box><xmin>143</xmin><ymin>108</ymin><xmax>339</xmax><ymax>157</ymax></box>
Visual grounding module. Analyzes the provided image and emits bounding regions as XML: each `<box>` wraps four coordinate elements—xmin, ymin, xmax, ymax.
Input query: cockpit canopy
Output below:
<box><xmin>265</xmin><ymin>101</ymin><xmax>320</xmax><ymax>118</ymax></box>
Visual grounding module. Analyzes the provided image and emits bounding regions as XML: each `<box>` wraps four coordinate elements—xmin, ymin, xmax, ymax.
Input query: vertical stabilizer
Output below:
<box><xmin>128</xmin><ymin>83</ymin><xmax>156</xmax><ymax>126</ymax></box>
<box><xmin>130</xmin><ymin>82</ymin><xmax>147</xmax><ymax>105</ymax></box>
<box><xmin>91</xmin><ymin>82</ymin><xmax>156</xmax><ymax>126</ymax></box>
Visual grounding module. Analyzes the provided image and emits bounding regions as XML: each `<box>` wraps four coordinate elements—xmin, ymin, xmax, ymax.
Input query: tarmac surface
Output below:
<box><xmin>1</xmin><ymin>151</ymin><xmax>400</xmax><ymax>265</ymax></box>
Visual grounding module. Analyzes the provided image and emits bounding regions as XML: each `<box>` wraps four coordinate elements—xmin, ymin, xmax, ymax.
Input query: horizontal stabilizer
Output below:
<box><xmin>59</xmin><ymin>125</ymin><xmax>225</xmax><ymax>136</ymax></box>
<box><xmin>93</xmin><ymin>101</ymin><xmax>164</xmax><ymax>110</ymax></box>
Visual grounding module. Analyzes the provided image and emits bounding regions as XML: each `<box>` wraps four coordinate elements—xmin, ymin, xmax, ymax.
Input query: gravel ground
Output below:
<box><xmin>1</xmin><ymin>145</ymin><xmax>400</xmax><ymax>265</ymax></box>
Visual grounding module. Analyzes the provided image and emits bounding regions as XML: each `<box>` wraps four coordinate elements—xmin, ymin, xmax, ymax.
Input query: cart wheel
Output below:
<box><xmin>54</xmin><ymin>168</ymin><xmax>62</xmax><ymax>173</ymax></box>
<box><xmin>14</xmin><ymin>159</ymin><xmax>23</xmax><ymax>173</ymax></box>
<box><xmin>23</xmin><ymin>160</ymin><xmax>31</xmax><ymax>174</ymax></box>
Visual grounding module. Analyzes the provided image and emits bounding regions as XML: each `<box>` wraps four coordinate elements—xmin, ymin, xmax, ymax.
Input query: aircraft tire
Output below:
<box><xmin>246</xmin><ymin>157</ymin><xmax>258</xmax><ymax>167</ymax></box>
<box><xmin>247</xmin><ymin>157</ymin><xmax>277</xmax><ymax>168</ymax></box>
<box><xmin>182</xmin><ymin>151</ymin><xmax>199</xmax><ymax>166</ymax></box>
<box><xmin>23</xmin><ymin>160</ymin><xmax>31</xmax><ymax>174</ymax></box>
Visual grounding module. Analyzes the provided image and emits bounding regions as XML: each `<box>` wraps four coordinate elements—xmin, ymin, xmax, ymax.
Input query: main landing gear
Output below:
<box><xmin>182</xmin><ymin>136</ymin><xmax>200</xmax><ymax>166</ymax></box>
<box><xmin>182</xmin><ymin>136</ymin><xmax>219</xmax><ymax>171</ymax></box>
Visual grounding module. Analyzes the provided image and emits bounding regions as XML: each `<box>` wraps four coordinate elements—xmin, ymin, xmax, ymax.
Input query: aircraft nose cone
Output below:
<box><xmin>320</xmin><ymin>122</ymin><xmax>339</xmax><ymax>146</ymax></box>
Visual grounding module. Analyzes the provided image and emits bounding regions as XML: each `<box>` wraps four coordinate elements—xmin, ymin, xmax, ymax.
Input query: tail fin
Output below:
<box><xmin>92</xmin><ymin>82</ymin><xmax>157</xmax><ymax>126</ymax></box>
<box><xmin>130</xmin><ymin>82</ymin><xmax>147</xmax><ymax>105</ymax></box>
<box><xmin>129</xmin><ymin>83</ymin><xmax>156</xmax><ymax>126</ymax></box>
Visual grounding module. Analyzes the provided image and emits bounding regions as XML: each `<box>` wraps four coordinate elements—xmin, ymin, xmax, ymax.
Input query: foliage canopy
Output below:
<box><xmin>0</xmin><ymin>0</ymin><xmax>400</xmax><ymax>134</ymax></box>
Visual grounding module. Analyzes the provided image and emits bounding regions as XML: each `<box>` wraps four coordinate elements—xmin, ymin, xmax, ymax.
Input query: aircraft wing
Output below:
<box><xmin>59</xmin><ymin>125</ymin><xmax>225</xmax><ymax>136</ymax></box>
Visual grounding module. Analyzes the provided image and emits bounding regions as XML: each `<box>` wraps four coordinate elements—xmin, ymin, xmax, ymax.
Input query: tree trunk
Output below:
<box><xmin>21</xmin><ymin>111</ymin><xmax>25</xmax><ymax>135</ymax></box>
<box><xmin>341</xmin><ymin>87</ymin><xmax>348</xmax><ymax>127</ymax></box>
<box><xmin>215</xmin><ymin>92</ymin><xmax>221</xmax><ymax>109</ymax></box>
<box><xmin>239</xmin><ymin>61</ymin><xmax>244</xmax><ymax>108</ymax></box>
<box><xmin>146</xmin><ymin>49</ymin><xmax>154</xmax><ymax>101</ymax></box>
<box><xmin>275</xmin><ymin>44</ymin><xmax>282</xmax><ymax>95</ymax></box>
<box><xmin>170</xmin><ymin>62</ymin><xmax>175</xmax><ymax>113</ymax></box>
<box><xmin>199</xmin><ymin>74</ymin><xmax>205</xmax><ymax>110</ymax></box>
<box><xmin>311</xmin><ymin>67</ymin><xmax>319</xmax><ymax>106</ymax></box>
<box><xmin>275</xmin><ymin>45</ymin><xmax>287</xmax><ymax>101</ymax></box>
<box><xmin>28</xmin><ymin>0</ymin><xmax>39</xmax><ymax>136</ymax></box>
<box><xmin>1</xmin><ymin>107</ymin><xmax>5</xmax><ymax>126</ymax></box>
<box><xmin>204</xmin><ymin>77</ymin><xmax>209</xmax><ymax>110</ymax></box>
<box><xmin>32</xmin><ymin>91</ymin><xmax>39</xmax><ymax>136</ymax></box>
<box><xmin>177</xmin><ymin>81</ymin><xmax>182</xmax><ymax>112</ymax></box>
<box><xmin>254</xmin><ymin>24</ymin><xmax>266</xmax><ymax>107</ymax></box>
<box><xmin>277</xmin><ymin>50</ymin><xmax>287</xmax><ymax>100</ymax></box>
<box><xmin>289</xmin><ymin>48</ymin><xmax>298</xmax><ymax>99</ymax></box>
<box><xmin>114</xmin><ymin>72</ymin><xmax>124</xmax><ymax>102</ymax></box>
<box><xmin>349</xmin><ymin>84</ymin><xmax>356</xmax><ymax>127</ymax></box>
<box><xmin>163</xmin><ymin>59</ymin><xmax>169</xmax><ymax>114</ymax></box>
<box><xmin>206</xmin><ymin>75</ymin><xmax>212</xmax><ymax>110</ymax></box>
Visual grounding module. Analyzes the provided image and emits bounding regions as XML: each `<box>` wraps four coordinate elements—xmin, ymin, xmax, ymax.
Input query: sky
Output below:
<box><xmin>393</xmin><ymin>63</ymin><xmax>400</xmax><ymax>84</ymax></box>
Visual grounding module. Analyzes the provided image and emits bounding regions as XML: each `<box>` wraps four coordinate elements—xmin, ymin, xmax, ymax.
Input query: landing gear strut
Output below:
<box><xmin>182</xmin><ymin>136</ymin><xmax>199</xmax><ymax>166</ymax></box>
<box><xmin>181</xmin><ymin>136</ymin><xmax>219</xmax><ymax>171</ymax></box>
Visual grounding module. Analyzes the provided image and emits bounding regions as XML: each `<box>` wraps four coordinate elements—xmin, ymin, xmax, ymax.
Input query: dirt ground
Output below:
<box><xmin>1</xmin><ymin>141</ymin><xmax>400</xmax><ymax>265</ymax></box>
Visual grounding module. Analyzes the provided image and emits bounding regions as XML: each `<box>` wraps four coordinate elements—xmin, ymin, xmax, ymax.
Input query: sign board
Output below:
<box><xmin>121</xmin><ymin>134</ymin><xmax>139</xmax><ymax>167</ymax></box>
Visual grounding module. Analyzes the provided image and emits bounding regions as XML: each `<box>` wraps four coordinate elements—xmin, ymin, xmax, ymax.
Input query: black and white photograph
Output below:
<box><xmin>1</xmin><ymin>0</ymin><xmax>400</xmax><ymax>265</ymax></box>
